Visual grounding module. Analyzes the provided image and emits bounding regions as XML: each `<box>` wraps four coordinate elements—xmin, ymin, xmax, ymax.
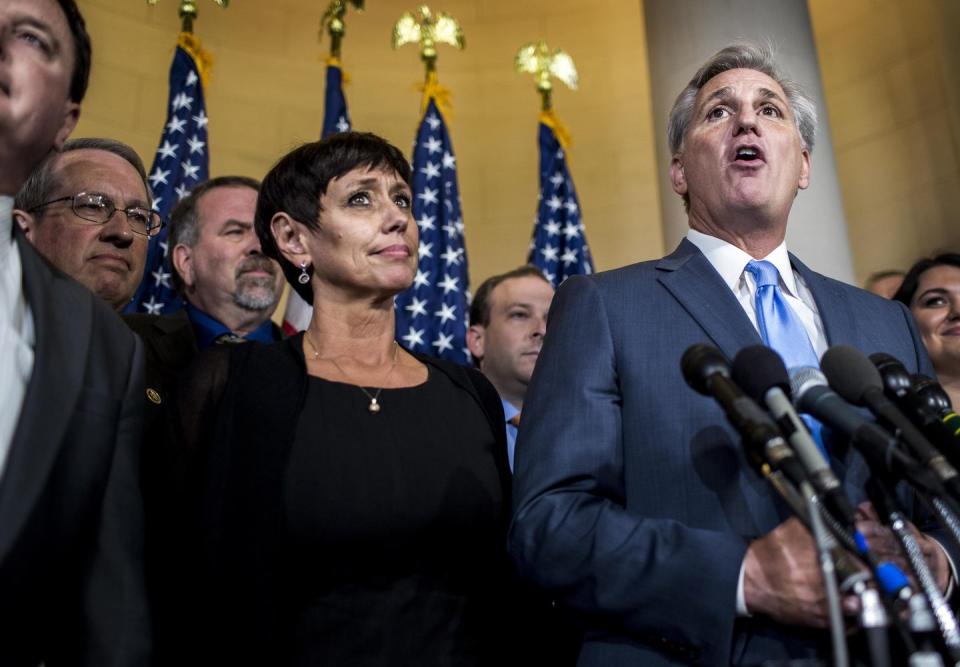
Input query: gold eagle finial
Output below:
<box><xmin>515</xmin><ymin>40</ymin><xmax>578</xmax><ymax>111</ymax></box>
<box><xmin>146</xmin><ymin>0</ymin><xmax>228</xmax><ymax>33</ymax></box>
<box><xmin>392</xmin><ymin>5</ymin><xmax>464</xmax><ymax>76</ymax></box>
<box><xmin>320</xmin><ymin>0</ymin><xmax>364</xmax><ymax>58</ymax></box>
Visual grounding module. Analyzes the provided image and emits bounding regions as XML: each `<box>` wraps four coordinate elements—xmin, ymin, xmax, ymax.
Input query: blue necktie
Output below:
<box><xmin>745</xmin><ymin>260</ymin><xmax>820</xmax><ymax>370</ymax></box>
<box><xmin>745</xmin><ymin>260</ymin><xmax>826</xmax><ymax>452</ymax></box>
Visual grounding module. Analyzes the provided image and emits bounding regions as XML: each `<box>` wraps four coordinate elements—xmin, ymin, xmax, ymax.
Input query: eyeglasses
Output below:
<box><xmin>28</xmin><ymin>192</ymin><xmax>164</xmax><ymax>238</ymax></box>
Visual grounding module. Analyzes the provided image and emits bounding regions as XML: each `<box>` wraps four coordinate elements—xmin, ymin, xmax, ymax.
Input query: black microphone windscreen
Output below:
<box><xmin>731</xmin><ymin>345</ymin><xmax>790</xmax><ymax>403</ymax></box>
<box><xmin>913</xmin><ymin>374</ymin><xmax>954</xmax><ymax>412</ymax></box>
<box><xmin>869</xmin><ymin>352</ymin><xmax>913</xmax><ymax>396</ymax></box>
<box><xmin>821</xmin><ymin>345</ymin><xmax>884</xmax><ymax>405</ymax></box>
<box><xmin>681</xmin><ymin>344</ymin><xmax>730</xmax><ymax>396</ymax></box>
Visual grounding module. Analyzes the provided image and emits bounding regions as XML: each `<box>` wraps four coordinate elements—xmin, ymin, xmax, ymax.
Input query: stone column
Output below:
<box><xmin>643</xmin><ymin>0</ymin><xmax>855</xmax><ymax>283</ymax></box>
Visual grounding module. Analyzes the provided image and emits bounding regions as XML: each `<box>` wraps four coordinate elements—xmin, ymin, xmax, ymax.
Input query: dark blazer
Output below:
<box><xmin>123</xmin><ymin>309</ymin><xmax>285</xmax><ymax>431</ymax></box>
<box><xmin>165</xmin><ymin>334</ymin><xmax>514</xmax><ymax>664</ymax></box>
<box><xmin>122</xmin><ymin>309</ymin><xmax>284</xmax><ymax>664</ymax></box>
<box><xmin>125</xmin><ymin>309</ymin><xmax>199</xmax><ymax>411</ymax></box>
<box><xmin>0</xmin><ymin>231</ymin><xmax>149</xmax><ymax>666</ymax></box>
<box><xmin>509</xmin><ymin>239</ymin><xmax>936</xmax><ymax>666</ymax></box>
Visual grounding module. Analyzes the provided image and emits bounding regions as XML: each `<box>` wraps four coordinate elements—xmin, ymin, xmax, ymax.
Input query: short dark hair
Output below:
<box><xmin>469</xmin><ymin>265</ymin><xmax>551</xmax><ymax>327</ymax></box>
<box><xmin>14</xmin><ymin>137</ymin><xmax>150</xmax><ymax>212</ymax></box>
<box><xmin>55</xmin><ymin>0</ymin><xmax>92</xmax><ymax>103</ymax></box>
<box><xmin>168</xmin><ymin>175</ymin><xmax>261</xmax><ymax>294</ymax></box>
<box><xmin>256</xmin><ymin>132</ymin><xmax>412</xmax><ymax>304</ymax></box>
<box><xmin>893</xmin><ymin>253</ymin><xmax>960</xmax><ymax>307</ymax></box>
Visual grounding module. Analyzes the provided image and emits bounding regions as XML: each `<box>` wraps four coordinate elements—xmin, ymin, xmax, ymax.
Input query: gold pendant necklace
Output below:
<box><xmin>305</xmin><ymin>334</ymin><xmax>400</xmax><ymax>414</ymax></box>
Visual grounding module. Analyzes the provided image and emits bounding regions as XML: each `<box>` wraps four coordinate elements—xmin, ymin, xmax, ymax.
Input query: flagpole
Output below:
<box><xmin>145</xmin><ymin>0</ymin><xmax>229</xmax><ymax>34</ymax></box>
<box><xmin>515</xmin><ymin>40</ymin><xmax>594</xmax><ymax>286</ymax></box>
<box><xmin>128</xmin><ymin>1</ymin><xmax>224</xmax><ymax>314</ymax></box>
<box><xmin>281</xmin><ymin>0</ymin><xmax>364</xmax><ymax>334</ymax></box>
<box><xmin>391</xmin><ymin>7</ymin><xmax>470</xmax><ymax>365</ymax></box>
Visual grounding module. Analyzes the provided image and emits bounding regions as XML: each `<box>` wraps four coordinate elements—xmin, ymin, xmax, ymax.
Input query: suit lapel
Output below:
<box><xmin>0</xmin><ymin>233</ymin><xmax>88</xmax><ymax>563</ymax></box>
<box><xmin>656</xmin><ymin>239</ymin><xmax>762</xmax><ymax>360</ymax></box>
<box><xmin>152</xmin><ymin>309</ymin><xmax>198</xmax><ymax>367</ymax></box>
<box><xmin>791</xmin><ymin>254</ymin><xmax>860</xmax><ymax>348</ymax></box>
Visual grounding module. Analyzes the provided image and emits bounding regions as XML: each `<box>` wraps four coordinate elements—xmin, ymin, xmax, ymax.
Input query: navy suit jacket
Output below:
<box><xmin>509</xmin><ymin>239</ymin><xmax>935</xmax><ymax>666</ymax></box>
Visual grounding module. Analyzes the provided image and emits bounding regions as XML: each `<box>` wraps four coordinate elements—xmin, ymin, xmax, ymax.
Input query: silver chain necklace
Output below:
<box><xmin>305</xmin><ymin>334</ymin><xmax>400</xmax><ymax>414</ymax></box>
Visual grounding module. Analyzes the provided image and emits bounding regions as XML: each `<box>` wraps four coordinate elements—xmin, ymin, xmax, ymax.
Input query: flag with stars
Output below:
<box><xmin>394</xmin><ymin>98</ymin><xmax>470</xmax><ymax>365</ymax></box>
<box><xmin>528</xmin><ymin>116</ymin><xmax>592</xmax><ymax>286</ymax></box>
<box><xmin>321</xmin><ymin>58</ymin><xmax>352</xmax><ymax>138</ymax></box>
<box><xmin>127</xmin><ymin>38</ymin><xmax>210</xmax><ymax>315</ymax></box>
<box><xmin>282</xmin><ymin>58</ymin><xmax>352</xmax><ymax>334</ymax></box>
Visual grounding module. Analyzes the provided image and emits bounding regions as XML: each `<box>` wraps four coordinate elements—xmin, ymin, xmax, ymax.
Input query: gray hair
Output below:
<box><xmin>168</xmin><ymin>175</ymin><xmax>261</xmax><ymax>294</ymax></box>
<box><xmin>667</xmin><ymin>42</ymin><xmax>818</xmax><ymax>156</ymax></box>
<box><xmin>15</xmin><ymin>137</ymin><xmax>151</xmax><ymax>212</ymax></box>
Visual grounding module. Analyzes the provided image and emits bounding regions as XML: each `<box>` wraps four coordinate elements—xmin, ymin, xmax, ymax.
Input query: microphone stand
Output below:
<box><xmin>801</xmin><ymin>479</ymin><xmax>849</xmax><ymax>667</ymax></box>
<box><xmin>866</xmin><ymin>476</ymin><xmax>960</xmax><ymax>664</ymax></box>
<box><xmin>762</xmin><ymin>465</ymin><xmax>931</xmax><ymax>666</ymax></box>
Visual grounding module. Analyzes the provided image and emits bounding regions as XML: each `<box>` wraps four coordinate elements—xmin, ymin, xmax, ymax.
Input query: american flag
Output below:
<box><xmin>127</xmin><ymin>38</ymin><xmax>210</xmax><ymax>314</ymax></box>
<box><xmin>528</xmin><ymin>120</ymin><xmax>592</xmax><ymax>286</ymax></box>
<box><xmin>283</xmin><ymin>57</ymin><xmax>351</xmax><ymax>335</ymax></box>
<box><xmin>394</xmin><ymin>98</ymin><xmax>470</xmax><ymax>365</ymax></box>
<box><xmin>282</xmin><ymin>59</ymin><xmax>352</xmax><ymax>334</ymax></box>
<box><xmin>322</xmin><ymin>59</ymin><xmax>352</xmax><ymax>138</ymax></box>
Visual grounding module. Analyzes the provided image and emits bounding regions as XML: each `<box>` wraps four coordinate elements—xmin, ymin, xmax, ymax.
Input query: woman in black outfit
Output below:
<box><xmin>177</xmin><ymin>133</ymin><xmax>520</xmax><ymax>665</ymax></box>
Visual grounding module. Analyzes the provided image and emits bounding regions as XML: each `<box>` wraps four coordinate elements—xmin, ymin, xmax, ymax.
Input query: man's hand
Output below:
<box><xmin>743</xmin><ymin>517</ymin><xmax>833</xmax><ymax>627</ymax></box>
<box><xmin>855</xmin><ymin>501</ymin><xmax>952</xmax><ymax>594</ymax></box>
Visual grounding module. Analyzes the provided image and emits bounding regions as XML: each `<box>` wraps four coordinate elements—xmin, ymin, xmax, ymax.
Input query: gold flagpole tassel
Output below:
<box><xmin>320</xmin><ymin>0</ymin><xmax>364</xmax><ymax>62</ymax></box>
<box><xmin>515</xmin><ymin>39</ymin><xmax>578</xmax><ymax>147</ymax></box>
<box><xmin>392</xmin><ymin>5</ymin><xmax>464</xmax><ymax>115</ymax></box>
<box><xmin>146</xmin><ymin>0</ymin><xmax>229</xmax><ymax>34</ymax></box>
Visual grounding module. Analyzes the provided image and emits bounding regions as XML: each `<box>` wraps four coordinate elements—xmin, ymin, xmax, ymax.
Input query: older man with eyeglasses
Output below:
<box><xmin>14</xmin><ymin>137</ymin><xmax>161</xmax><ymax>311</ymax></box>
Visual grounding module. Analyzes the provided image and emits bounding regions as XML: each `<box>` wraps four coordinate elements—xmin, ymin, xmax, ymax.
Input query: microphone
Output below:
<box><xmin>789</xmin><ymin>367</ymin><xmax>944</xmax><ymax>495</ymax></box>
<box><xmin>681</xmin><ymin>344</ymin><xmax>809</xmax><ymax>488</ymax></box>
<box><xmin>731</xmin><ymin>345</ymin><xmax>858</xmax><ymax>529</ymax></box>
<box><xmin>913</xmin><ymin>375</ymin><xmax>960</xmax><ymax>438</ymax></box>
<box><xmin>822</xmin><ymin>346</ymin><xmax>960</xmax><ymax>501</ymax></box>
<box><xmin>684</xmin><ymin>346</ymin><xmax>913</xmax><ymax>602</ymax></box>
<box><xmin>871</xmin><ymin>353</ymin><xmax>960</xmax><ymax>470</ymax></box>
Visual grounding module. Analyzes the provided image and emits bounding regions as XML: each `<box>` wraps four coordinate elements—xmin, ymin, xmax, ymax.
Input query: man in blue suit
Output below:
<box><xmin>509</xmin><ymin>43</ymin><xmax>951</xmax><ymax>665</ymax></box>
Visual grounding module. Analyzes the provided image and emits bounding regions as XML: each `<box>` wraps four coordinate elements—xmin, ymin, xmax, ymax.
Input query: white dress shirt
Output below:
<box><xmin>686</xmin><ymin>229</ymin><xmax>826</xmax><ymax>617</ymax></box>
<box><xmin>686</xmin><ymin>228</ymin><xmax>827</xmax><ymax>359</ymax></box>
<box><xmin>0</xmin><ymin>196</ymin><xmax>35</xmax><ymax>481</ymax></box>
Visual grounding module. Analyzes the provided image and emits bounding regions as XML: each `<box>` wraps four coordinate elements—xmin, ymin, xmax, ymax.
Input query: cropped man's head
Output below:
<box><xmin>170</xmin><ymin>176</ymin><xmax>283</xmax><ymax>325</ymax></box>
<box><xmin>15</xmin><ymin>138</ymin><xmax>155</xmax><ymax>310</ymax></box>
<box><xmin>0</xmin><ymin>0</ymin><xmax>90</xmax><ymax>193</ymax></box>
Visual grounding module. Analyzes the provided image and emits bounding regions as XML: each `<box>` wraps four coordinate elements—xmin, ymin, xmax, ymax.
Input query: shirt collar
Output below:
<box><xmin>0</xmin><ymin>196</ymin><xmax>12</xmax><ymax>237</ymax></box>
<box><xmin>501</xmin><ymin>396</ymin><xmax>520</xmax><ymax>425</ymax></box>
<box><xmin>686</xmin><ymin>228</ymin><xmax>798</xmax><ymax>297</ymax></box>
<box><xmin>185</xmin><ymin>302</ymin><xmax>275</xmax><ymax>349</ymax></box>
<box><xmin>0</xmin><ymin>197</ymin><xmax>12</xmax><ymax>263</ymax></box>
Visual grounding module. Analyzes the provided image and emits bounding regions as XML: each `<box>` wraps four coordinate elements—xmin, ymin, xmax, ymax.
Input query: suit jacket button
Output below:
<box><xmin>146</xmin><ymin>388</ymin><xmax>162</xmax><ymax>404</ymax></box>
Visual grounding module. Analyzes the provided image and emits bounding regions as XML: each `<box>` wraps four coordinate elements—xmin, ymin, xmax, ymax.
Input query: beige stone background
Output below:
<box><xmin>74</xmin><ymin>0</ymin><xmax>959</xmax><ymax>317</ymax></box>
<box><xmin>809</xmin><ymin>0</ymin><xmax>960</xmax><ymax>282</ymax></box>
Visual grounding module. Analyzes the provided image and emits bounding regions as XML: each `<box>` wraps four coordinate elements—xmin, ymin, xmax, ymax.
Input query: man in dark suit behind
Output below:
<box><xmin>125</xmin><ymin>175</ymin><xmax>284</xmax><ymax>405</ymax></box>
<box><xmin>509</xmin><ymin>43</ymin><xmax>950</xmax><ymax>665</ymax></box>
<box><xmin>123</xmin><ymin>176</ymin><xmax>283</xmax><ymax>661</ymax></box>
<box><xmin>0</xmin><ymin>0</ymin><xmax>150</xmax><ymax>664</ymax></box>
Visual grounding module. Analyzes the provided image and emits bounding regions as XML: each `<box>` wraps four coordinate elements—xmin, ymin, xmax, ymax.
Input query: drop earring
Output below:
<box><xmin>298</xmin><ymin>260</ymin><xmax>310</xmax><ymax>284</ymax></box>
